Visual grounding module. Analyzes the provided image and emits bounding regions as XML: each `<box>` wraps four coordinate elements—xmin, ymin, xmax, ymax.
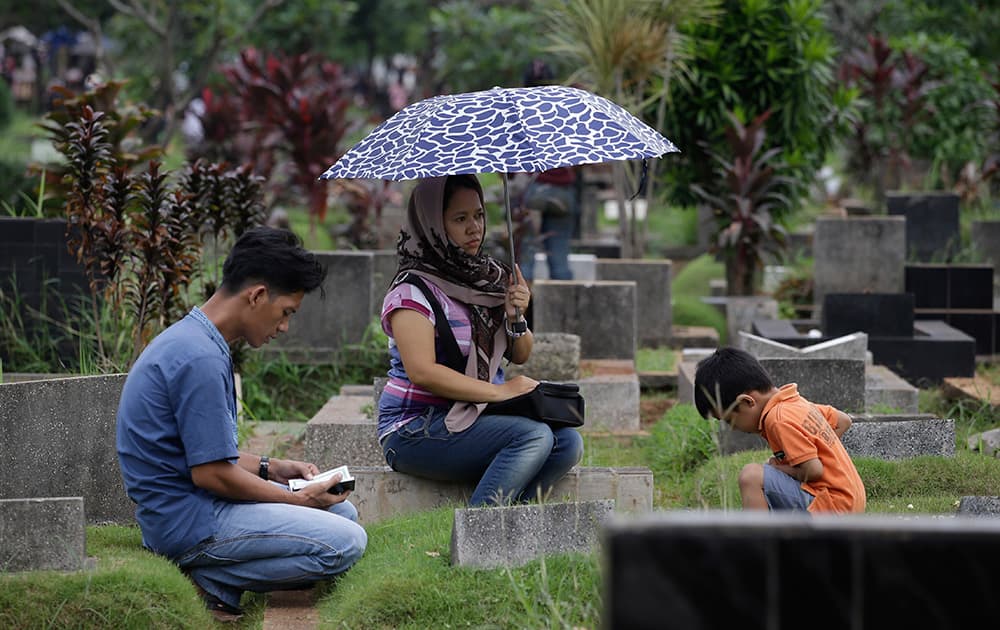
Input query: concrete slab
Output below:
<box><xmin>0</xmin><ymin>374</ymin><xmax>133</xmax><ymax>524</ymax></box>
<box><xmin>304</xmin><ymin>395</ymin><xmax>383</xmax><ymax>468</ymax></box>
<box><xmin>348</xmin><ymin>466</ymin><xmax>652</xmax><ymax>525</ymax></box>
<box><xmin>451</xmin><ymin>500</ymin><xmax>613</xmax><ymax>568</ymax></box>
<box><xmin>843</xmin><ymin>415</ymin><xmax>955</xmax><ymax>459</ymax></box>
<box><xmin>865</xmin><ymin>365</ymin><xmax>919</xmax><ymax>413</ymax></box>
<box><xmin>0</xmin><ymin>497</ymin><xmax>86</xmax><ymax>572</ymax></box>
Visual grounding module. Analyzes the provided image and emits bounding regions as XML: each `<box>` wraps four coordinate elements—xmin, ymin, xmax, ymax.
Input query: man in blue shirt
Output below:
<box><xmin>117</xmin><ymin>227</ymin><xmax>366</xmax><ymax>621</ymax></box>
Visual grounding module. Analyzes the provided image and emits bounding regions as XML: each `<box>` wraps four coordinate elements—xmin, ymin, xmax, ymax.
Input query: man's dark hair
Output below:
<box><xmin>221</xmin><ymin>227</ymin><xmax>327</xmax><ymax>297</ymax></box>
<box><xmin>693</xmin><ymin>347</ymin><xmax>774</xmax><ymax>419</ymax></box>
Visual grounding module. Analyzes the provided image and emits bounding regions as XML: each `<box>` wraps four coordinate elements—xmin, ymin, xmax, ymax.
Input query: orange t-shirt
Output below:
<box><xmin>758</xmin><ymin>384</ymin><xmax>866</xmax><ymax>513</ymax></box>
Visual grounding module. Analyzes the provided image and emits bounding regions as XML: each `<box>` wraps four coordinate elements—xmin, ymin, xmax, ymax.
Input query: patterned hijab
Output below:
<box><xmin>393</xmin><ymin>174</ymin><xmax>512</xmax><ymax>431</ymax></box>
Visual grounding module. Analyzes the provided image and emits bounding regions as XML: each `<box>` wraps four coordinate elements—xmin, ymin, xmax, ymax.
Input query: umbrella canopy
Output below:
<box><xmin>321</xmin><ymin>85</ymin><xmax>678</xmax><ymax>328</ymax></box>
<box><xmin>320</xmin><ymin>85</ymin><xmax>677</xmax><ymax>181</ymax></box>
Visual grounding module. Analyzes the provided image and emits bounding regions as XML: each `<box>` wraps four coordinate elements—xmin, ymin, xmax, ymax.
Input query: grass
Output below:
<box><xmin>0</xmin><ymin>525</ymin><xmax>263</xmax><ymax>629</ymax></box>
<box><xmin>318</xmin><ymin>507</ymin><xmax>601</xmax><ymax>629</ymax></box>
<box><xmin>9</xmin><ymin>391</ymin><xmax>1000</xmax><ymax>628</ymax></box>
<box><xmin>635</xmin><ymin>346</ymin><xmax>677</xmax><ymax>372</ymax></box>
<box><xmin>670</xmin><ymin>253</ymin><xmax>727</xmax><ymax>341</ymax></box>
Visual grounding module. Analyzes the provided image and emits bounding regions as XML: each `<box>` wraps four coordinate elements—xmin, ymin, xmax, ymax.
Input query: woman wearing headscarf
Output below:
<box><xmin>377</xmin><ymin>174</ymin><xmax>584</xmax><ymax>506</ymax></box>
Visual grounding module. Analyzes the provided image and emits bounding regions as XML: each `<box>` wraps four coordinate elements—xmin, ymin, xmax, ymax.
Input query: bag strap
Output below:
<box><xmin>395</xmin><ymin>273</ymin><xmax>466</xmax><ymax>373</ymax></box>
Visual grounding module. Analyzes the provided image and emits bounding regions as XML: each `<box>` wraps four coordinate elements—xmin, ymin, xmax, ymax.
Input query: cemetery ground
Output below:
<box><xmin>5</xmin><ymin>383</ymin><xmax>1000</xmax><ymax>629</ymax></box>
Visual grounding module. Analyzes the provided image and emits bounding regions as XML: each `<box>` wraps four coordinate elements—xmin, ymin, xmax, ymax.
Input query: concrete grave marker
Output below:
<box><xmin>0</xmin><ymin>497</ymin><xmax>87</xmax><ymax>572</ymax></box>
<box><xmin>532</xmin><ymin>280</ymin><xmax>637</xmax><ymax>361</ymax></box>
<box><xmin>0</xmin><ymin>374</ymin><xmax>133</xmax><ymax>524</ymax></box>
<box><xmin>813</xmin><ymin>216</ymin><xmax>906</xmax><ymax>313</ymax></box>
<box><xmin>450</xmin><ymin>500</ymin><xmax>613</xmax><ymax>568</ymax></box>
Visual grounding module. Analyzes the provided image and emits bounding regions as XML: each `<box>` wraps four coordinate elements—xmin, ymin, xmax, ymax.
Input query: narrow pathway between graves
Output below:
<box><xmin>245</xmin><ymin>423</ymin><xmax>318</xmax><ymax>628</ymax></box>
<box><xmin>262</xmin><ymin>589</ymin><xmax>319</xmax><ymax>630</ymax></box>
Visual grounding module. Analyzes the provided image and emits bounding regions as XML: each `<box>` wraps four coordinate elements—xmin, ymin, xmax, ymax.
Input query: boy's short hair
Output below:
<box><xmin>221</xmin><ymin>227</ymin><xmax>327</xmax><ymax>297</ymax></box>
<box><xmin>693</xmin><ymin>347</ymin><xmax>774</xmax><ymax>419</ymax></box>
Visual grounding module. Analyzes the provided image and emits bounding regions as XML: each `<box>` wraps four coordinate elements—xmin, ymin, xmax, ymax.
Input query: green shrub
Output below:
<box><xmin>0</xmin><ymin>159</ymin><xmax>33</xmax><ymax>212</ymax></box>
<box><xmin>664</xmin><ymin>0</ymin><xmax>849</xmax><ymax>210</ymax></box>
<box><xmin>672</xmin><ymin>254</ymin><xmax>724</xmax><ymax>298</ymax></box>
<box><xmin>644</xmin><ymin>403</ymin><xmax>720</xmax><ymax>483</ymax></box>
<box><xmin>673</xmin><ymin>294</ymin><xmax>727</xmax><ymax>343</ymax></box>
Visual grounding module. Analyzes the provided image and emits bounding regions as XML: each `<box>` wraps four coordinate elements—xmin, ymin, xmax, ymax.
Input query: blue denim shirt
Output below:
<box><xmin>116</xmin><ymin>307</ymin><xmax>239</xmax><ymax>558</ymax></box>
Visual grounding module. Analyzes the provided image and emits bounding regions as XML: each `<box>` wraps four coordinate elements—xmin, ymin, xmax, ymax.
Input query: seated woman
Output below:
<box><xmin>378</xmin><ymin>174</ymin><xmax>584</xmax><ymax>506</ymax></box>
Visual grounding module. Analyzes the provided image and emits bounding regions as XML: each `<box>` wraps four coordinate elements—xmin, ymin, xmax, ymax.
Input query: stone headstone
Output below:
<box><xmin>887</xmin><ymin>191</ymin><xmax>960</xmax><ymax>262</ymax></box>
<box><xmin>269</xmin><ymin>251</ymin><xmax>376</xmax><ymax>362</ymax></box>
<box><xmin>949</xmin><ymin>264</ymin><xmax>994</xmax><ymax>309</ymax></box>
<box><xmin>604</xmin><ymin>511</ymin><xmax>1000</xmax><ymax>629</ymax></box>
<box><xmin>504</xmin><ymin>333</ymin><xmax>581</xmax><ymax>381</ymax></box>
<box><xmin>531</xmin><ymin>253</ymin><xmax>598</xmax><ymax>281</ymax></box>
<box><xmin>822</xmin><ymin>293</ymin><xmax>914</xmax><ymax>338</ymax></box>
<box><xmin>813</xmin><ymin>216</ymin><xmax>906</xmax><ymax>312</ymax></box>
<box><xmin>450</xmin><ymin>500</ymin><xmax>613</xmax><ymax>568</ymax></box>
<box><xmin>957</xmin><ymin>496</ymin><xmax>1000</xmax><ymax>516</ymax></box>
<box><xmin>842</xmin><ymin>415</ymin><xmax>954</xmax><ymax>459</ymax></box>
<box><xmin>725</xmin><ymin>297</ymin><xmax>778</xmax><ymax>348</ymax></box>
<box><xmin>759</xmin><ymin>358</ymin><xmax>865</xmax><ymax>414</ymax></box>
<box><xmin>0</xmin><ymin>374</ymin><xmax>133</xmax><ymax>524</ymax></box>
<box><xmin>865</xmin><ymin>365</ymin><xmax>918</xmax><ymax>413</ymax></box>
<box><xmin>596</xmin><ymin>259</ymin><xmax>672</xmax><ymax>348</ymax></box>
<box><xmin>304</xmin><ymin>395</ymin><xmax>383</xmax><ymax>468</ymax></box>
<box><xmin>739</xmin><ymin>331</ymin><xmax>868</xmax><ymax>362</ymax></box>
<box><xmin>0</xmin><ymin>497</ymin><xmax>87</xmax><ymax>572</ymax></box>
<box><xmin>348</xmin><ymin>466</ymin><xmax>652</xmax><ymax>525</ymax></box>
<box><xmin>967</xmin><ymin>428</ymin><xmax>1000</xmax><ymax>457</ymax></box>
<box><xmin>371</xmin><ymin>249</ymin><xmax>399</xmax><ymax>317</ymax></box>
<box><xmin>532</xmin><ymin>280</ymin><xmax>637</xmax><ymax>360</ymax></box>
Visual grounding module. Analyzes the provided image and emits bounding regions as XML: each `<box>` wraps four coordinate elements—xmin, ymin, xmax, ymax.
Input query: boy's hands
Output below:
<box><xmin>766</xmin><ymin>457</ymin><xmax>823</xmax><ymax>483</ymax></box>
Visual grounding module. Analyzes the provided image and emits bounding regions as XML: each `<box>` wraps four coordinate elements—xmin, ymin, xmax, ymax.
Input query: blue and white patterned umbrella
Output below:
<box><xmin>321</xmin><ymin>86</ymin><xmax>678</xmax><ymax>323</ymax></box>
<box><xmin>320</xmin><ymin>85</ymin><xmax>678</xmax><ymax>181</ymax></box>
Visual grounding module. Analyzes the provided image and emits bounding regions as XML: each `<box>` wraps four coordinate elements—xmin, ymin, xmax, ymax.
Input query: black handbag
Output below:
<box><xmin>395</xmin><ymin>273</ymin><xmax>585</xmax><ymax>429</ymax></box>
<box><xmin>484</xmin><ymin>381</ymin><xmax>585</xmax><ymax>429</ymax></box>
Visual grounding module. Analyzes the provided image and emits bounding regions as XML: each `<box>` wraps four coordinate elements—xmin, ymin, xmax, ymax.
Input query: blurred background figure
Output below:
<box><xmin>519</xmin><ymin>59</ymin><xmax>579</xmax><ymax>283</ymax></box>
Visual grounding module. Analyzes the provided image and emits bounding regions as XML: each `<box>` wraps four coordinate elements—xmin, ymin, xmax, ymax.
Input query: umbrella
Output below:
<box><xmin>320</xmin><ymin>85</ymin><xmax>679</xmax><ymax>328</ymax></box>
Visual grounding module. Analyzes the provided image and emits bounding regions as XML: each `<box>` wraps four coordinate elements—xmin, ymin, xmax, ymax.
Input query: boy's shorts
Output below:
<box><xmin>763</xmin><ymin>465</ymin><xmax>815</xmax><ymax>511</ymax></box>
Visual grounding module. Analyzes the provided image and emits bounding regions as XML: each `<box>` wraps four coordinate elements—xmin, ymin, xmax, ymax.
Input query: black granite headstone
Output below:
<box><xmin>822</xmin><ymin>293</ymin><xmax>914</xmax><ymax>338</ymax></box>
<box><xmin>886</xmin><ymin>192</ymin><xmax>960</xmax><ymax>262</ymax></box>
<box><xmin>605</xmin><ymin>512</ymin><xmax>1000</xmax><ymax>630</ymax></box>
<box><xmin>905</xmin><ymin>264</ymin><xmax>948</xmax><ymax>308</ymax></box>
<box><xmin>949</xmin><ymin>265</ymin><xmax>993</xmax><ymax>309</ymax></box>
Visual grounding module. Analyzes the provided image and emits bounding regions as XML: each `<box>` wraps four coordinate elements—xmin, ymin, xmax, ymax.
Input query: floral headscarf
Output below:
<box><xmin>392</xmin><ymin>174</ymin><xmax>512</xmax><ymax>431</ymax></box>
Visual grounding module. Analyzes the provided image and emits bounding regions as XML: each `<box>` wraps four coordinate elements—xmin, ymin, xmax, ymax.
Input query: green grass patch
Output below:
<box><xmin>0</xmin><ymin>525</ymin><xmax>264</xmax><ymax>629</ymax></box>
<box><xmin>672</xmin><ymin>294</ymin><xmax>727</xmax><ymax>342</ymax></box>
<box><xmin>318</xmin><ymin>506</ymin><xmax>600</xmax><ymax>629</ymax></box>
<box><xmin>635</xmin><ymin>346</ymin><xmax>676</xmax><ymax>372</ymax></box>
<box><xmin>671</xmin><ymin>254</ymin><xmax>724</xmax><ymax>298</ymax></box>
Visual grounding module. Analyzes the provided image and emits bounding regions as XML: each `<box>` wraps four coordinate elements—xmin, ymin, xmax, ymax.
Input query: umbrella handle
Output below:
<box><xmin>502</xmin><ymin>173</ymin><xmax>528</xmax><ymax>335</ymax></box>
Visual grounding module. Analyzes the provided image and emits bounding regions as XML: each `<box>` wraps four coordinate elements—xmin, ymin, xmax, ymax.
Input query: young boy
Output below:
<box><xmin>693</xmin><ymin>347</ymin><xmax>866</xmax><ymax>514</ymax></box>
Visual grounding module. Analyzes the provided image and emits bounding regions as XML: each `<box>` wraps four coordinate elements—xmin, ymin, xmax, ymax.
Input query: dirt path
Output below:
<box><xmin>262</xmin><ymin>589</ymin><xmax>319</xmax><ymax>630</ymax></box>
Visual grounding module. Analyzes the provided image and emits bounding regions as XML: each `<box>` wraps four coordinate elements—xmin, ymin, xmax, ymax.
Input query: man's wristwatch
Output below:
<box><xmin>258</xmin><ymin>456</ymin><xmax>270</xmax><ymax>480</ymax></box>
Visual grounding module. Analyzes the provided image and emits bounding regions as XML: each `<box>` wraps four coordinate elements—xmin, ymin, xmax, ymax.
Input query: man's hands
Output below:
<box><xmin>273</xmin><ymin>457</ymin><xmax>352</xmax><ymax>508</ymax></box>
<box><xmin>295</xmin><ymin>471</ymin><xmax>352</xmax><ymax>508</ymax></box>
<box><xmin>267</xmin><ymin>458</ymin><xmax>318</xmax><ymax>484</ymax></box>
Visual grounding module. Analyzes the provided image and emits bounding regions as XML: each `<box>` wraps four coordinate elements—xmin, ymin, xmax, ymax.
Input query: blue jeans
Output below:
<box><xmin>521</xmin><ymin>183</ymin><xmax>576</xmax><ymax>281</ymax></box>
<box><xmin>763</xmin><ymin>465</ymin><xmax>815</xmax><ymax>511</ymax></box>
<box><xmin>382</xmin><ymin>408</ymin><xmax>584</xmax><ymax>506</ymax></box>
<box><xmin>176</xmin><ymin>493</ymin><xmax>367</xmax><ymax>609</ymax></box>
